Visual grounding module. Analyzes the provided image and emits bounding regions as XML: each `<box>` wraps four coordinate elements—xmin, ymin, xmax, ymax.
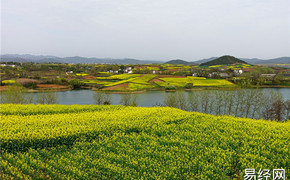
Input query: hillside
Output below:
<box><xmin>0</xmin><ymin>54</ymin><xmax>162</xmax><ymax>64</ymax></box>
<box><xmin>1</xmin><ymin>104</ymin><xmax>289</xmax><ymax>179</ymax></box>
<box><xmin>200</xmin><ymin>55</ymin><xmax>248</xmax><ymax>66</ymax></box>
<box><xmin>165</xmin><ymin>59</ymin><xmax>194</xmax><ymax>65</ymax></box>
<box><xmin>192</xmin><ymin>57</ymin><xmax>218</xmax><ymax>64</ymax></box>
<box><xmin>255</xmin><ymin>57</ymin><xmax>290</xmax><ymax>64</ymax></box>
<box><xmin>2</xmin><ymin>54</ymin><xmax>289</xmax><ymax>65</ymax></box>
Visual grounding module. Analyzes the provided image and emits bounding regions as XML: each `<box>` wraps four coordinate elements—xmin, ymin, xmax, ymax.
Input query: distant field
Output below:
<box><xmin>156</xmin><ymin>77</ymin><xmax>235</xmax><ymax>87</ymax></box>
<box><xmin>1</xmin><ymin>104</ymin><xmax>288</xmax><ymax>179</ymax></box>
<box><xmin>82</xmin><ymin>74</ymin><xmax>236</xmax><ymax>91</ymax></box>
<box><xmin>97</xmin><ymin>74</ymin><xmax>140</xmax><ymax>80</ymax></box>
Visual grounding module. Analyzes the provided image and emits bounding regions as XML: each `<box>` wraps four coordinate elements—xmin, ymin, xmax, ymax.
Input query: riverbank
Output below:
<box><xmin>1</xmin><ymin>84</ymin><xmax>289</xmax><ymax>93</ymax></box>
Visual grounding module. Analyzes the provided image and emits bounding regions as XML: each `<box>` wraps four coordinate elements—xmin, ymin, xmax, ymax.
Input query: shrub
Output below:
<box><xmin>165</xmin><ymin>85</ymin><xmax>176</xmax><ymax>91</ymax></box>
<box><xmin>184</xmin><ymin>83</ymin><xmax>194</xmax><ymax>89</ymax></box>
<box><xmin>23</xmin><ymin>82</ymin><xmax>38</xmax><ymax>89</ymax></box>
<box><xmin>69</xmin><ymin>79</ymin><xmax>84</xmax><ymax>89</ymax></box>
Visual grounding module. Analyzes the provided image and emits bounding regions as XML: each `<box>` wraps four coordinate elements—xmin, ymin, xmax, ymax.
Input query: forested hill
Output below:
<box><xmin>200</xmin><ymin>55</ymin><xmax>248</xmax><ymax>66</ymax></box>
<box><xmin>165</xmin><ymin>59</ymin><xmax>194</xmax><ymax>65</ymax></box>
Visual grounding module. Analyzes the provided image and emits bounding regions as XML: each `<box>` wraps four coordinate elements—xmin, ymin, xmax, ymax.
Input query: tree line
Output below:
<box><xmin>93</xmin><ymin>92</ymin><xmax>137</xmax><ymax>106</ymax></box>
<box><xmin>1</xmin><ymin>85</ymin><xmax>288</xmax><ymax>121</ymax></box>
<box><xmin>164</xmin><ymin>90</ymin><xmax>290</xmax><ymax>121</ymax></box>
<box><xmin>0</xmin><ymin>85</ymin><xmax>58</xmax><ymax>104</ymax></box>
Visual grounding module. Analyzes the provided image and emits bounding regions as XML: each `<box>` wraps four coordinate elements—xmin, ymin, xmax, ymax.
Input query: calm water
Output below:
<box><xmin>27</xmin><ymin>88</ymin><xmax>289</xmax><ymax>106</ymax></box>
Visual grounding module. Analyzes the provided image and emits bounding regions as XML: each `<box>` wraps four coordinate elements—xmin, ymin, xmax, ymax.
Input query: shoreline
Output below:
<box><xmin>0</xmin><ymin>85</ymin><xmax>289</xmax><ymax>93</ymax></box>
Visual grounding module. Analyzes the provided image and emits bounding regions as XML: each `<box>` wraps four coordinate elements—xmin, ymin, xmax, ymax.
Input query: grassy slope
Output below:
<box><xmin>1</xmin><ymin>104</ymin><xmax>289</xmax><ymax>179</ymax></box>
<box><xmin>200</xmin><ymin>56</ymin><xmax>248</xmax><ymax>66</ymax></box>
<box><xmin>82</xmin><ymin>74</ymin><xmax>236</xmax><ymax>91</ymax></box>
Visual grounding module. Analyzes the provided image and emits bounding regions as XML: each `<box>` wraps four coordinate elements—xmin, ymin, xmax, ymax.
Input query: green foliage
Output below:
<box><xmin>164</xmin><ymin>85</ymin><xmax>177</xmax><ymax>90</ymax></box>
<box><xmin>22</xmin><ymin>81</ymin><xmax>38</xmax><ymax>89</ymax></box>
<box><xmin>200</xmin><ymin>55</ymin><xmax>248</xmax><ymax>66</ymax></box>
<box><xmin>0</xmin><ymin>85</ymin><xmax>33</xmax><ymax>104</ymax></box>
<box><xmin>69</xmin><ymin>79</ymin><xmax>84</xmax><ymax>89</ymax></box>
<box><xmin>237</xmin><ymin>79</ymin><xmax>252</xmax><ymax>88</ymax></box>
<box><xmin>184</xmin><ymin>83</ymin><xmax>194</xmax><ymax>89</ymax></box>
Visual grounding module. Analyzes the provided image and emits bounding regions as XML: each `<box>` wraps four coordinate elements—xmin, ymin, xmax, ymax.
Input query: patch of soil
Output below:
<box><xmin>84</xmin><ymin>75</ymin><xmax>97</xmax><ymax>80</ymax></box>
<box><xmin>149</xmin><ymin>79</ymin><xmax>164</xmax><ymax>83</ymax></box>
<box><xmin>103</xmin><ymin>83</ymin><xmax>129</xmax><ymax>90</ymax></box>
<box><xmin>0</xmin><ymin>86</ymin><xmax>8</xmax><ymax>91</ymax></box>
<box><xmin>37</xmin><ymin>84</ymin><xmax>69</xmax><ymax>90</ymax></box>
<box><xmin>16</xmin><ymin>78</ymin><xmax>40</xmax><ymax>84</ymax></box>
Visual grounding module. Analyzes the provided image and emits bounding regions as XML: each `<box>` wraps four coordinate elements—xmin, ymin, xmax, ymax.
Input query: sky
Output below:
<box><xmin>1</xmin><ymin>0</ymin><xmax>290</xmax><ymax>61</ymax></box>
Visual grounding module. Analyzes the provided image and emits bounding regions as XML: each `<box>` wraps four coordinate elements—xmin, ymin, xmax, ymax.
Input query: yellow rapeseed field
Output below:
<box><xmin>1</xmin><ymin>104</ymin><xmax>288</xmax><ymax>179</ymax></box>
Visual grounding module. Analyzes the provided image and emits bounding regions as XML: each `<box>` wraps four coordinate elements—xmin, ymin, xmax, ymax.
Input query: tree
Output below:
<box><xmin>163</xmin><ymin>92</ymin><xmax>178</xmax><ymax>108</ymax></box>
<box><xmin>272</xmin><ymin>75</ymin><xmax>282</xmax><ymax>85</ymax></box>
<box><xmin>93</xmin><ymin>92</ymin><xmax>104</xmax><ymax>105</ymax></box>
<box><xmin>0</xmin><ymin>85</ymin><xmax>31</xmax><ymax>104</ymax></box>
<box><xmin>23</xmin><ymin>82</ymin><xmax>38</xmax><ymax>89</ymax></box>
<box><xmin>93</xmin><ymin>92</ymin><xmax>112</xmax><ymax>105</ymax></box>
<box><xmin>36</xmin><ymin>92</ymin><xmax>58</xmax><ymax>104</ymax></box>
<box><xmin>69</xmin><ymin>79</ymin><xmax>84</xmax><ymax>89</ymax></box>
<box><xmin>120</xmin><ymin>93</ymin><xmax>137</xmax><ymax>106</ymax></box>
<box><xmin>187</xmin><ymin>92</ymin><xmax>200</xmax><ymax>112</ymax></box>
<box><xmin>266</xmin><ymin>99</ymin><xmax>285</xmax><ymax>121</ymax></box>
<box><xmin>284</xmin><ymin>100</ymin><xmax>290</xmax><ymax>120</ymax></box>
<box><xmin>262</xmin><ymin>91</ymin><xmax>284</xmax><ymax>121</ymax></box>
<box><xmin>103</xmin><ymin>93</ymin><xmax>112</xmax><ymax>105</ymax></box>
<box><xmin>176</xmin><ymin>91</ymin><xmax>187</xmax><ymax>110</ymax></box>
<box><xmin>184</xmin><ymin>83</ymin><xmax>194</xmax><ymax>89</ymax></box>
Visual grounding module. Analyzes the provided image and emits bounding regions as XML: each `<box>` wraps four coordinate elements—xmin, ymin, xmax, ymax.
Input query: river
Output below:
<box><xmin>24</xmin><ymin>88</ymin><xmax>289</xmax><ymax>106</ymax></box>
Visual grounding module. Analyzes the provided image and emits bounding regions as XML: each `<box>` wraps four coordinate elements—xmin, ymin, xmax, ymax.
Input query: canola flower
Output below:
<box><xmin>0</xmin><ymin>104</ymin><xmax>289</xmax><ymax>179</ymax></box>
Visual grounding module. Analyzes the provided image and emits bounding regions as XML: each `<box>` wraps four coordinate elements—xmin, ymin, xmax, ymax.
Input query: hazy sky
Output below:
<box><xmin>1</xmin><ymin>0</ymin><xmax>290</xmax><ymax>61</ymax></box>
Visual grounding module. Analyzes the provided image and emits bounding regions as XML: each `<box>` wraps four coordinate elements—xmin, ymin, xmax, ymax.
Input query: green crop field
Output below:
<box><xmin>98</xmin><ymin>74</ymin><xmax>157</xmax><ymax>90</ymax></box>
<box><xmin>82</xmin><ymin>74</ymin><xmax>236</xmax><ymax>91</ymax></box>
<box><xmin>130</xmin><ymin>74</ymin><xmax>157</xmax><ymax>85</ymax></box>
<box><xmin>1</xmin><ymin>104</ymin><xmax>288</xmax><ymax>179</ymax></box>
<box><xmin>156</xmin><ymin>77</ymin><xmax>235</xmax><ymax>87</ymax></box>
<box><xmin>97</xmin><ymin>74</ymin><xmax>139</xmax><ymax>80</ymax></box>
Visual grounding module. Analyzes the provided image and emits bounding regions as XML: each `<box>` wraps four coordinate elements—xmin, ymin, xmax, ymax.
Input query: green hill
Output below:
<box><xmin>1</xmin><ymin>104</ymin><xmax>289</xmax><ymax>179</ymax></box>
<box><xmin>200</xmin><ymin>55</ymin><xmax>248</xmax><ymax>66</ymax></box>
<box><xmin>165</xmin><ymin>59</ymin><xmax>194</xmax><ymax>65</ymax></box>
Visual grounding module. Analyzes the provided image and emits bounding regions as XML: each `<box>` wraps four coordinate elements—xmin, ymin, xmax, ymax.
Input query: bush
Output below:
<box><xmin>23</xmin><ymin>82</ymin><xmax>38</xmax><ymax>89</ymax></box>
<box><xmin>0</xmin><ymin>85</ymin><xmax>33</xmax><ymax>104</ymax></box>
<box><xmin>69</xmin><ymin>79</ymin><xmax>84</xmax><ymax>89</ymax></box>
<box><xmin>184</xmin><ymin>83</ymin><xmax>194</xmax><ymax>89</ymax></box>
<box><xmin>165</xmin><ymin>85</ymin><xmax>176</xmax><ymax>91</ymax></box>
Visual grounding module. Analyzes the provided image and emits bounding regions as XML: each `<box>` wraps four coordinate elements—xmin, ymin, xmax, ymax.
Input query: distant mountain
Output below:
<box><xmin>193</xmin><ymin>57</ymin><xmax>290</xmax><ymax>65</ymax></box>
<box><xmin>1</xmin><ymin>54</ymin><xmax>58</xmax><ymax>61</ymax></box>
<box><xmin>165</xmin><ymin>59</ymin><xmax>196</xmax><ymax>65</ymax></box>
<box><xmin>239</xmin><ymin>58</ymin><xmax>263</xmax><ymax>64</ymax></box>
<box><xmin>236</xmin><ymin>57</ymin><xmax>290</xmax><ymax>64</ymax></box>
<box><xmin>192</xmin><ymin>57</ymin><xmax>218</xmax><ymax>64</ymax></box>
<box><xmin>200</xmin><ymin>55</ymin><xmax>248</xmax><ymax>66</ymax></box>
<box><xmin>0</xmin><ymin>54</ymin><xmax>163</xmax><ymax>64</ymax></box>
<box><xmin>254</xmin><ymin>57</ymin><xmax>290</xmax><ymax>64</ymax></box>
<box><xmin>1</xmin><ymin>54</ymin><xmax>289</xmax><ymax>65</ymax></box>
